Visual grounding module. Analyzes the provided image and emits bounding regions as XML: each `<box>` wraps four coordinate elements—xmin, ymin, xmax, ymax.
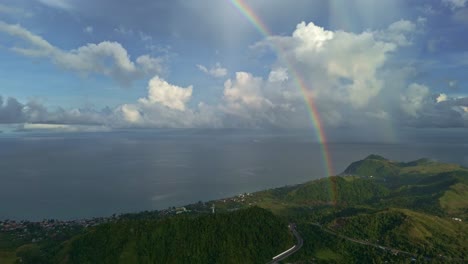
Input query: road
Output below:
<box><xmin>268</xmin><ymin>223</ymin><xmax>303</xmax><ymax>264</ymax></box>
<box><xmin>308</xmin><ymin>222</ymin><xmax>463</xmax><ymax>262</ymax></box>
<box><xmin>308</xmin><ymin>222</ymin><xmax>417</xmax><ymax>257</ymax></box>
<box><xmin>267</xmin><ymin>222</ymin><xmax>462</xmax><ymax>263</ymax></box>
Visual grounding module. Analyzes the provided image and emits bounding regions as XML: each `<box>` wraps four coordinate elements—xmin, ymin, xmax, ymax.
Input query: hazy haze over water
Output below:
<box><xmin>1</xmin><ymin>129</ymin><xmax>467</xmax><ymax>220</ymax></box>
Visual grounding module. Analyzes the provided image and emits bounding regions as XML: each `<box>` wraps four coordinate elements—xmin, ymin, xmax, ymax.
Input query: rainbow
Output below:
<box><xmin>228</xmin><ymin>0</ymin><xmax>337</xmax><ymax>204</ymax></box>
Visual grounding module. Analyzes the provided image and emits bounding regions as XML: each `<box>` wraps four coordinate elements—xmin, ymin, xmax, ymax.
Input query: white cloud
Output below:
<box><xmin>136</xmin><ymin>55</ymin><xmax>165</xmax><ymax>75</ymax></box>
<box><xmin>219</xmin><ymin>71</ymin><xmax>303</xmax><ymax>127</ymax></box>
<box><xmin>300</xmin><ymin>22</ymin><xmax>397</xmax><ymax>108</ymax></box>
<box><xmin>83</xmin><ymin>26</ymin><xmax>93</xmax><ymax>34</ymax></box>
<box><xmin>442</xmin><ymin>0</ymin><xmax>467</xmax><ymax>9</ymax></box>
<box><xmin>242</xmin><ymin>19</ymin><xmax>421</xmax><ymax>129</ymax></box>
<box><xmin>401</xmin><ymin>83</ymin><xmax>430</xmax><ymax>117</ymax></box>
<box><xmin>0</xmin><ymin>21</ymin><xmax>164</xmax><ymax>86</ymax></box>
<box><xmin>255</xmin><ymin>20</ymin><xmax>416</xmax><ymax>111</ymax></box>
<box><xmin>53</xmin><ymin>41</ymin><xmax>138</xmax><ymax>84</ymax></box>
<box><xmin>223</xmin><ymin>72</ymin><xmax>273</xmax><ymax>111</ymax></box>
<box><xmin>292</xmin><ymin>21</ymin><xmax>334</xmax><ymax>53</ymax></box>
<box><xmin>119</xmin><ymin>104</ymin><xmax>142</xmax><ymax>123</ymax></box>
<box><xmin>138</xmin><ymin>76</ymin><xmax>192</xmax><ymax>111</ymax></box>
<box><xmin>448</xmin><ymin>80</ymin><xmax>457</xmax><ymax>87</ymax></box>
<box><xmin>20</xmin><ymin>123</ymin><xmax>110</xmax><ymax>132</ymax></box>
<box><xmin>114</xmin><ymin>25</ymin><xmax>133</xmax><ymax>36</ymax></box>
<box><xmin>111</xmin><ymin>77</ymin><xmax>221</xmax><ymax>128</ymax></box>
<box><xmin>380</xmin><ymin>20</ymin><xmax>417</xmax><ymax>46</ymax></box>
<box><xmin>436</xmin><ymin>93</ymin><xmax>448</xmax><ymax>103</ymax></box>
<box><xmin>37</xmin><ymin>0</ymin><xmax>72</xmax><ymax>10</ymax></box>
<box><xmin>0</xmin><ymin>4</ymin><xmax>33</xmax><ymax>17</ymax></box>
<box><xmin>196</xmin><ymin>63</ymin><xmax>227</xmax><ymax>78</ymax></box>
<box><xmin>268</xmin><ymin>68</ymin><xmax>288</xmax><ymax>82</ymax></box>
<box><xmin>400</xmin><ymin>92</ymin><xmax>468</xmax><ymax>127</ymax></box>
<box><xmin>3</xmin><ymin>16</ymin><xmax>463</xmax><ymax>131</ymax></box>
<box><xmin>139</xmin><ymin>31</ymin><xmax>152</xmax><ymax>42</ymax></box>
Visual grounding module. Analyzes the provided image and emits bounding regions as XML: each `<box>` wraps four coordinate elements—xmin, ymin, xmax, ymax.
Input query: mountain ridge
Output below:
<box><xmin>2</xmin><ymin>155</ymin><xmax>467</xmax><ymax>263</ymax></box>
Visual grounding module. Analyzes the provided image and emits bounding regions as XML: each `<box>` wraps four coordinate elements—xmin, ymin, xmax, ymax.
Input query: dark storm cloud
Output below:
<box><xmin>0</xmin><ymin>96</ymin><xmax>25</xmax><ymax>123</ymax></box>
<box><xmin>0</xmin><ymin>95</ymin><xmax>113</xmax><ymax>126</ymax></box>
<box><xmin>401</xmin><ymin>96</ymin><xmax>468</xmax><ymax>128</ymax></box>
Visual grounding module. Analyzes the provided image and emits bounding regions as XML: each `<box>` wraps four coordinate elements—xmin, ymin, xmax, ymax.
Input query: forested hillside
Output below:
<box><xmin>2</xmin><ymin>155</ymin><xmax>467</xmax><ymax>263</ymax></box>
<box><xmin>64</xmin><ymin>207</ymin><xmax>293</xmax><ymax>264</ymax></box>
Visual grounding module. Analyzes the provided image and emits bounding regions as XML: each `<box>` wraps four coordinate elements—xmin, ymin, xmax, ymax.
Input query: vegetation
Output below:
<box><xmin>3</xmin><ymin>155</ymin><xmax>467</xmax><ymax>263</ymax></box>
<box><xmin>65</xmin><ymin>207</ymin><xmax>292</xmax><ymax>264</ymax></box>
<box><xmin>288</xmin><ymin>223</ymin><xmax>412</xmax><ymax>263</ymax></box>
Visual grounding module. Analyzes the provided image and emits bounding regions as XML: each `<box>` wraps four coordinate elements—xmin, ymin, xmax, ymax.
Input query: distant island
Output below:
<box><xmin>1</xmin><ymin>155</ymin><xmax>467</xmax><ymax>263</ymax></box>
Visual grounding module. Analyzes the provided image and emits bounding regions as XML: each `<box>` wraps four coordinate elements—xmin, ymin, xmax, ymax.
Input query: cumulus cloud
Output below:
<box><xmin>398</xmin><ymin>85</ymin><xmax>468</xmax><ymax>127</ymax></box>
<box><xmin>219</xmin><ymin>71</ymin><xmax>308</xmax><ymax>128</ymax></box>
<box><xmin>223</xmin><ymin>72</ymin><xmax>272</xmax><ymax>111</ymax></box>
<box><xmin>379</xmin><ymin>20</ymin><xmax>417</xmax><ymax>46</ymax></box>
<box><xmin>0</xmin><ymin>95</ymin><xmax>114</xmax><ymax>126</ymax></box>
<box><xmin>196</xmin><ymin>63</ymin><xmax>227</xmax><ymax>78</ymax></box>
<box><xmin>2</xmin><ymin>17</ymin><xmax>465</xmax><ymax>132</ymax></box>
<box><xmin>0</xmin><ymin>21</ymin><xmax>164</xmax><ymax>86</ymax></box>
<box><xmin>216</xmin><ymin>19</ymin><xmax>442</xmax><ymax>130</ymax></box>
<box><xmin>136</xmin><ymin>55</ymin><xmax>165</xmax><ymax>75</ymax></box>
<box><xmin>113</xmin><ymin>76</ymin><xmax>221</xmax><ymax>128</ymax></box>
<box><xmin>1</xmin><ymin>74</ymin><xmax>219</xmax><ymax>129</ymax></box>
<box><xmin>259</xmin><ymin>21</ymin><xmax>406</xmax><ymax>109</ymax></box>
<box><xmin>436</xmin><ymin>93</ymin><xmax>448</xmax><ymax>103</ymax></box>
<box><xmin>268</xmin><ymin>68</ymin><xmax>288</xmax><ymax>82</ymax></box>
<box><xmin>401</xmin><ymin>83</ymin><xmax>430</xmax><ymax>117</ymax></box>
<box><xmin>119</xmin><ymin>104</ymin><xmax>142</xmax><ymax>123</ymax></box>
<box><xmin>292</xmin><ymin>21</ymin><xmax>334</xmax><ymax>52</ymax></box>
<box><xmin>138</xmin><ymin>76</ymin><xmax>193</xmax><ymax>111</ymax></box>
<box><xmin>0</xmin><ymin>97</ymin><xmax>24</xmax><ymax>123</ymax></box>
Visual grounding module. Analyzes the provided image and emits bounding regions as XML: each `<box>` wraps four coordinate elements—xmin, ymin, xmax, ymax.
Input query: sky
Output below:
<box><xmin>0</xmin><ymin>0</ymin><xmax>467</xmax><ymax>141</ymax></box>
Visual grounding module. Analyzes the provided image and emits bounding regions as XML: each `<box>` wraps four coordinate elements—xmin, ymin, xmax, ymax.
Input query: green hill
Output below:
<box><xmin>3</xmin><ymin>155</ymin><xmax>468</xmax><ymax>263</ymax></box>
<box><xmin>343</xmin><ymin>154</ymin><xmax>400</xmax><ymax>178</ymax></box>
<box><xmin>340</xmin><ymin>155</ymin><xmax>468</xmax><ymax>217</ymax></box>
<box><xmin>275</xmin><ymin>176</ymin><xmax>390</xmax><ymax>206</ymax></box>
<box><xmin>239</xmin><ymin>155</ymin><xmax>467</xmax><ymax>262</ymax></box>
<box><xmin>344</xmin><ymin>155</ymin><xmax>467</xmax><ymax>183</ymax></box>
<box><xmin>331</xmin><ymin>208</ymin><xmax>467</xmax><ymax>259</ymax></box>
<box><xmin>63</xmin><ymin>207</ymin><xmax>293</xmax><ymax>264</ymax></box>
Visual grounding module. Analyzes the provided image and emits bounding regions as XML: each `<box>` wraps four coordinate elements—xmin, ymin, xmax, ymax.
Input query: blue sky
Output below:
<box><xmin>0</xmin><ymin>0</ymin><xmax>467</xmax><ymax>140</ymax></box>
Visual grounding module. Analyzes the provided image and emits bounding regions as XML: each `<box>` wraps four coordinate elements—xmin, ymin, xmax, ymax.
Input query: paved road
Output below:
<box><xmin>268</xmin><ymin>223</ymin><xmax>303</xmax><ymax>264</ymax></box>
<box><xmin>308</xmin><ymin>222</ymin><xmax>417</xmax><ymax>257</ymax></box>
<box><xmin>267</xmin><ymin>222</ymin><xmax>463</xmax><ymax>263</ymax></box>
<box><xmin>309</xmin><ymin>222</ymin><xmax>463</xmax><ymax>262</ymax></box>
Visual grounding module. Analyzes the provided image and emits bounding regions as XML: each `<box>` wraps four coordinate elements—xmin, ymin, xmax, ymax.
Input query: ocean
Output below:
<box><xmin>1</xmin><ymin>129</ymin><xmax>467</xmax><ymax>220</ymax></box>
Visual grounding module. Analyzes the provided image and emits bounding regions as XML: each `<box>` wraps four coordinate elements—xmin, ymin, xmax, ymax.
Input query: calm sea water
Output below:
<box><xmin>1</xmin><ymin>129</ymin><xmax>467</xmax><ymax>220</ymax></box>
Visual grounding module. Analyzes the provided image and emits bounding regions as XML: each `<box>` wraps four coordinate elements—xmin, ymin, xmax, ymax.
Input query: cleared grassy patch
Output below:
<box><xmin>315</xmin><ymin>248</ymin><xmax>341</xmax><ymax>261</ymax></box>
<box><xmin>439</xmin><ymin>183</ymin><xmax>468</xmax><ymax>216</ymax></box>
<box><xmin>0</xmin><ymin>250</ymin><xmax>17</xmax><ymax>264</ymax></box>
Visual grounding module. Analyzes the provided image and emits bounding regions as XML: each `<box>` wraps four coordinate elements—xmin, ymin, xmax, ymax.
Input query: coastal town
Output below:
<box><xmin>0</xmin><ymin>217</ymin><xmax>116</xmax><ymax>245</ymax></box>
<box><xmin>0</xmin><ymin>192</ymin><xmax>256</xmax><ymax>246</ymax></box>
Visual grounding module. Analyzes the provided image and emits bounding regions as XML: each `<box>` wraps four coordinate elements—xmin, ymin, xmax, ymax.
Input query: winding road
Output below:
<box><xmin>267</xmin><ymin>222</ymin><xmax>461</xmax><ymax>263</ymax></box>
<box><xmin>268</xmin><ymin>223</ymin><xmax>303</xmax><ymax>264</ymax></box>
<box><xmin>308</xmin><ymin>222</ymin><xmax>463</xmax><ymax>262</ymax></box>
